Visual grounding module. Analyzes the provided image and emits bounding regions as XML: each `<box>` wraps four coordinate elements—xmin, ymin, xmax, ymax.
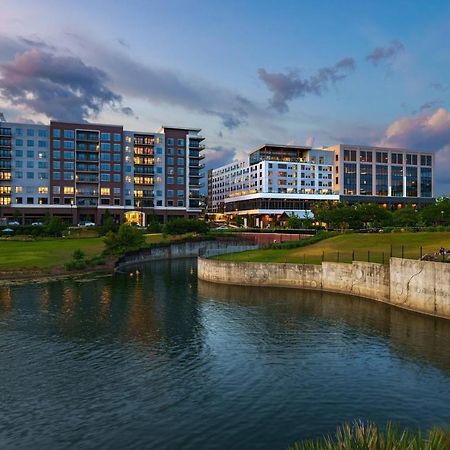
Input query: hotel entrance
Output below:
<box><xmin>124</xmin><ymin>210</ymin><xmax>146</xmax><ymax>226</ymax></box>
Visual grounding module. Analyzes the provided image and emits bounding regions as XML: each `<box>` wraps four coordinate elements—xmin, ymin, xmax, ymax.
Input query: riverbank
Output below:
<box><xmin>198</xmin><ymin>256</ymin><xmax>450</xmax><ymax>320</ymax></box>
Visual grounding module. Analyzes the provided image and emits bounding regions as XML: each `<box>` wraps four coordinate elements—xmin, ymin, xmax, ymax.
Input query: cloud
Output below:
<box><xmin>304</xmin><ymin>136</ymin><xmax>315</xmax><ymax>147</ymax></box>
<box><xmin>430</xmin><ymin>82</ymin><xmax>450</xmax><ymax>92</ymax></box>
<box><xmin>378</xmin><ymin>107</ymin><xmax>450</xmax><ymax>195</ymax></box>
<box><xmin>204</xmin><ymin>145</ymin><xmax>239</xmax><ymax>171</ymax></box>
<box><xmin>366</xmin><ymin>40</ymin><xmax>404</xmax><ymax>66</ymax></box>
<box><xmin>0</xmin><ymin>48</ymin><xmax>133</xmax><ymax>122</ymax></box>
<box><xmin>258</xmin><ymin>57</ymin><xmax>355</xmax><ymax>113</ymax></box>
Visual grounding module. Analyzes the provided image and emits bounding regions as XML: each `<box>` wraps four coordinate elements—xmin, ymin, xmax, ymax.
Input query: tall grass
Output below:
<box><xmin>289</xmin><ymin>421</ymin><xmax>450</xmax><ymax>450</ymax></box>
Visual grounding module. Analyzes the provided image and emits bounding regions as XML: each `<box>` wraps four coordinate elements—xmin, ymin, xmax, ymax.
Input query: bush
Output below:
<box><xmin>162</xmin><ymin>218</ymin><xmax>209</xmax><ymax>235</ymax></box>
<box><xmin>43</xmin><ymin>217</ymin><xmax>67</xmax><ymax>237</ymax></box>
<box><xmin>104</xmin><ymin>223</ymin><xmax>145</xmax><ymax>255</ymax></box>
<box><xmin>270</xmin><ymin>231</ymin><xmax>337</xmax><ymax>250</ymax></box>
<box><xmin>98</xmin><ymin>211</ymin><xmax>119</xmax><ymax>236</ymax></box>
<box><xmin>64</xmin><ymin>259</ymin><xmax>87</xmax><ymax>271</ymax></box>
<box><xmin>147</xmin><ymin>214</ymin><xmax>162</xmax><ymax>233</ymax></box>
<box><xmin>88</xmin><ymin>254</ymin><xmax>106</xmax><ymax>266</ymax></box>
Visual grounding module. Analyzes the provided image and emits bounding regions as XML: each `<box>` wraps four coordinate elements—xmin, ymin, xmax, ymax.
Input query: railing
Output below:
<box><xmin>288</xmin><ymin>245</ymin><xmax>450</xmax><ymax>265</ymax></box>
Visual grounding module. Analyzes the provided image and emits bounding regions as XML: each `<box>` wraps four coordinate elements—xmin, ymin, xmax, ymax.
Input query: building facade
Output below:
<box><xmin>0</xmin><ymin>120</ymin><xmax>205</xmax><ymax>225</ymax></box>
<box><xmin>208</xmin><ymin>143</ymin><xmax>435</xmax><ymax>228</ymax></box>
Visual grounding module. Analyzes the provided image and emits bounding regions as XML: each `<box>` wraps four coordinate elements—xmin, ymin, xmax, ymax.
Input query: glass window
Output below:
<box><xmin>167</xmin><ymin>189</ymin><xmax>174</xmax><ymax>197</ymax></box>
<box><xmin>156</xmin><ymin>147</ymin><xmax>163</xmax><ymax>155</ymax></box>
<box><xmin>53</xmin><ymin>140</ymin><xmax>60</xmax><ymax>148</ymax></box>
<box><xmin>113</xmin><ymin>144</ymin><xmax>121</xmax><ymax>152</ymax></box>
<box><xmin>38</xmin><ymin>129</ymin><xmax>48</xmax><ymax>137</ymax></box>
<box><xmin>101</xmin><ymin>173</ymin><xmax>110</xmax><ymax>182</ymax></box>
<box><xmin>64</xmin><ymin>140</ymin><xmax>74</xmax><ymax>149</ymax></box>
<box><xmin>27</xmin><ymin>140</ymin><xmax>34</xmax><ymax>147</ymax></box>
<box><xmin>27</xmin><ymin>150</ymin><xmax>34</xmax><ymax>158</ymax></box>
<box><xmin>27</xmin><ymin>129</ymin><xmax>34</xmax><ymax>137</ymax></box>
<box><xmin>100</xmin><ymin>163</ymin><xmax>110</xmax><ymax>171</ymax></box>
<box><xmin>26</xmin><ymin>161</ymin><xmax>34</xmax><ymax>168</ymax></box>
<box><xmin>38</xmin><ymin>161</ymin><xmax>48</xmax><ymax>169</ymax></box>
<box><xmin>15</xmin><ymin>171</ymin><xmax>23</xmax><ymax>178</ymax></box>
<box><xmin>114</xmin><ymin>164</ymin><xmax>120</xmax><ymax>172</ymax></box>
<box><xmin>177</xmin><ymin>139</ymin><xmax>185</xmax><ymax>146</ymax></box>
<box><xmin>113</xmin><ymin>174</ymin><xmax>120</xmax><ymax>182</ymax></box>
<box><xmin>63</xmin><ymin>162</ymin><xmax>74</xmax><ymax>170</ymax></box>
<box><xmin>177</xmin><ymin>157</ymin><xmax>184</xmax><ymax>165</ymax></box>
<box><xmin>113</xmin><ymin>154</ymin><xmax>121</xmax><ymax>161</ymax></box>
<box><xmin>26</xmin><ymin>172</ymin><xmax>34</xmax><ymax>179</ymax></box>
<box><xmin>15</xmin><ymin>128</ymin><xmax>23</xmax><ymax>135</ymax></box>
<box><xmin>391</xmin><ymin>166</ymin><xmax>403</xmax><ymax>196</ymax></box>
<box><xmin>53</xmin><ymin>172</ymin><xmax>60</xmax><ymax>180</ymax></box>
<box><xmin>177</xmin><ymin>177</ymin><xmax>184</xmax><ymax>184</ymax></box>
<box><xmin>177</xmin><ymin>167</ymin><xmax>184</xmax><ymax>175</ymax></box>
<box><xmin>38</xmin><ymin>141</ymin><xmax>48</xmax><ymax>148</ymax></box>
<box><xmin>101</xmin><ymin>143</ymin><xmax>110</xmax><ymax>151</ymax></box>
<box><xmin>167</xmin><ymin>177</ymin><xmax>174</xmax><ymax>184</ymax></box>
<box><xmin>101</xmin><ymin>132</ymin><xmax>111</xmax><ymax>141</ymax></box>
<box><xmin>15</xmin><ymin>149</ymin><xmax>23</xmax><ymax>157</ymax></box>
<box><xmin>178</xmin><ymin>148</ymin><xmax>184</xmax><ymax>156</ymax></box>
<box><xmin>53</xmin><ymin>161</ymin><xmax>60</xmax><ymax>170</ymax></box>
<box><xmin>167</xmin><ymin>148</ymin><xmax>174</xmax><ymax>155</ymax></box>
<box><xmin>53</xmin><ymin>129</ymin><xmax>61</xmax><ymax>138</ymax></box>
<box><xmin>359</xmin><ymin>164</ymin><xmax>373</xmax><ymax>195</ymax></box>
<box><xmin>53</xmin><ymin>150</ymin><xmax>61</xmax><ymax>159</ymax></box>
<box><xmin>177</xmin><ymin>190</ymin><xmax>184</xmax><ymax>196</ymax></box>
<box><xmin>101</xmin><ymin>153</ymin><xmax>110</xmax><ymax>161</ymax></box>
<box><xmin>15</xmin><ymin>139</ymin><xmax>23</xmax><ymax>146</ymax></box>
<box><xmin>63</xmin><ymin>130</ymin><xmax>74</xmax><ymax>139</ymax></box>
<box><xmin>38</xmin><ymin>172</ymin><xmax>48</xmax><ymax>180</ymax></box>
<box><xmin>114</xmin><ymin>133</ymin><xmax>121</xmax><ymax>142</ymax></box>
<box><xmin>167</xmin><ymin>157</ymin><xmax>174</xmax><ymax>165</ymax></box>
<box><xmin>63</xmin><ymin>151</ymin><xmax>74</xmax><ymax>159</ymax></box>
<box><xmin>64</xmin><ymin>172</ymin><xmax>74</xmax><ymax>181</ymax></box>
<box><xmin>167</xmin><ymin>138</ymin><xmax>174</xmax><ymax>145</ymax></box>
<box><xmin>156</xmin><ymin>167</ymin><xmax>163</xmax><ymax>174</ymax></box>
<box><xmin>15</xmin><ymin>161</ymin><xmax>23</xmax><ymax>168</ymax></box>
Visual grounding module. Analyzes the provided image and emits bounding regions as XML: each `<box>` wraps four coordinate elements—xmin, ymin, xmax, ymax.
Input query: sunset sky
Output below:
<box><xmin>1</xmin><ymin>0</ymin><xmax>450</xmax><ymax>193</ymax></box>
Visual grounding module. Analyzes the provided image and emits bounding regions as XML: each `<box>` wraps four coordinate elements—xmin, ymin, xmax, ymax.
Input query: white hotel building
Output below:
<box><xmin>208</xmin><ymin>143</ymin><xmax>435</xmax><ymax>228</ymax></box>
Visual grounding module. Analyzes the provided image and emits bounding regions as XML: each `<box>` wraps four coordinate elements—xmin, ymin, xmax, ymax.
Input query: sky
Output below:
<box><xmin>0</xmin><ymin>0</ymin><xmax>450</xmax><ymax>194</ymax></box>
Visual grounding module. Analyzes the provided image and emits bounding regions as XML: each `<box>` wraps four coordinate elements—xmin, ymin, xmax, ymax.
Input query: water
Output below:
<box><xmin>1</xmin><ymin>259</ymin><xmax>450</xmax><ymax>450</ymax></box>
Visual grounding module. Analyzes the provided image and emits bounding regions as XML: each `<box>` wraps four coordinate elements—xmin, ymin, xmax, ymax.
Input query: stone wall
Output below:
<box><xmin>198</xmin><ymin>257</ymin><xmax>448</xmax><ymax>319</ymax></box>
<box><xmin>115</xmin><ymin>240</ymin><xmax>259</xmax><ymax>270</ymax></box>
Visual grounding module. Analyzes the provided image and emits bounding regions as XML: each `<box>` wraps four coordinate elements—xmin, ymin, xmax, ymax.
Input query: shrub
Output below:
<box><xmin>72</xmin><ymin>249</ymin><xmax>85</xmax><ymax>260</ymax></box>
<box><xmin>269</xmin><ymin>231</ymin><xmax>336</xmax><ymax>250</ymax></box>
<box><xmin>43</xmin><ymin>217</ymin><xmax>67</xmax><ymax>237</ymax></box>
<box><xmin>162</xmin><ymin>218</ymin><xmax>209</xmax><ymax>235</ymax></box>
<box><xmin>64</xmin><ymin>259</ymin><xmax>87</xmax><ymax>271</ymax></box>
<box><xmin>104</xmin><ymin>223</ymin><xmax>145</xmax><ymax>255</ymax></box>
<box><xmin>88</xmin><ymin>254</ymin><xmax>106</xmax><ymax>266</ymax></box>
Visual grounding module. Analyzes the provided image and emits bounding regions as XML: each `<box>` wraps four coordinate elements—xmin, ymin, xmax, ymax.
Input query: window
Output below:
<box><xmin>177</xmin><ymin>177</ymin><xmax>184</xmax><ymax>184</ymax></box>
<box><xmin>53</xmin><ymin>161</ymin><xmax>60</xmax><ymax>170</ymax></box>
<box><xmin>420</xmin><ymin>155</ymin><xmax>432</xmax><ymax>166</ymax></box>
<box><xmin>113</xmin><ymin>144</ymin><xmax>121</xmax><ymax>152</ymax></box>
<box><xmin>100</xmin><ymin>143</ymin><xmax>110</xmax><ymax>151</ymax></box>
<box><xmin>177</xmin><ymin>158</ymin><xmax>184</xmax><ymax>165</ymax></box>
<box><xmin>38</xmin><ymin>129</ymin><xmax>48</xmax><ymax>137</ymax></box>
<box><xmin>64</xmin><ymin>172</ymin><xmax>74</xmax><ymax>181</ymax></box>
<box><xmin>15</xmin><ymin>139</ymin><xmax>23</xmax><ymax>146</ymax></box>
<box><xmin>114</xmin><ymin>164</ymin><xmax>120</xmax><ymax>172</ymax></box>
<box><xmin>53</xmin><ymin>186</ymin><xmax>61</xmax><ymax>194</ymax></box>
<box><xmin>114</xmin><ymin>133</ymin><xmax>121</xmax><ymax>142</ymax></box>
<box><xmin>63</xmin><ymin>130</ymin><xmax>74</xmax><ymax>139</ymax></box>
<box><xmin>177</xmin><ymin>139</ymin><xmax>185</xmax><ymax>146</ymax></box>
<box><xmin>26</xmin><ymin>150</ymin><xmax>34</xmax><ymax>158</ymax></box>
<box><xmin>27</xmin><ymin>197</ymin><xmax>34</xmax><ymax>204</ymax></box>
<box><xmin>38</xmin><ymin>187</ymin><xmax>48</xmax><ymax>194</ymax></box>
<box><xmin>167</xmin><ymin>190</ymin><xmax>174</xmax><ymax>198</ymax></box>
<box><xmin>391</xmin><ymin>153</ymin><xmax>403</xmax><ymax>165</ymax></box>
<box><xmin>53</xmin><ymin>140</ymin><xmax>60</xmax><ymax>148</ymax></box>
<box><xmin>15</xmin><ymin>186</ymin><xmax>23</xmax><ymax>193</ymax></box>
<box><xmin>38</xmin><ymin>161</ymin><xmax>48</xmax><ymax>169</ymax></box>
<box><xmin>63</xmin><ymin>151</ymin><xmax>74</xmax><ymax>159</ymax></box>
<box><xmin>53</xmin><ymin>150</ymin><xmax>60</xmax><ymax>159</ymax></box>
<box><xmin>15</xmin><ymin>161</ymin><xmax>23</xmax><ymax>168</ymax></box>
<box><xmin>156</xmin><ymin>190</ymin><xmax>162</xmax><ymax>197</ymax></box>
<box><xmin>101</xmin><ymin>173</ymin><xmax>110</xmax><ymax>182</ymax></box>
<box><xmin>113</xmin><ymin>174</ymin><xmax>120</xmax><ymax>182</ymax></box>
<box><xmin>27</xmin><ymin>129</ymin><xmax>34</xmax><ymax>137</ymax></box>
<box><xmin>101</xmin><ymin>132</ymin><xmax>111</xmax><ymax>141</ymax></box>
<box><xmin>113</xmin><ymin>154</ymin><xmax>121</xmax><ymax>161</ymax></box>
<box><xmin>101</xmin><ymin>153</ymin><xmax>110</xmax><ymax>161</ymax></box>
<box><xmin>15</xmin><ymin>171</ymin><xmax>23</xmax><ymax>179</ymax></box>
<box><xmin>38</xmin><ymin>197</ymin><xmax>48</xmax><ymax>205</ymax></box>
<box><xmin>167</xmin><ymin>177</ymin><xmax>174</xmax><ymax>184</ymax></box>
<box><xmin>156</xmin><ymin>147</ymin><xmax>163</xmax><ymax>155</ymax></box>
<box><xmin>177</xmin><ymin>190</ymin><xmax>184</xmax><ymax>197</ymax></box>
<box><xmin>15</xmin><ymin>128</ymin><xmax>23</xmax><ymax>136</ymax></box>
<box><xmin>167</xmin><ymin>148</ymin><xmax>174</xmax><ymax>155</ymax></box>
<box><xmin>63</xmin><ymin>162</ymin><xmax>74</xmax><ymax>170</ymax></box>
<box><xmin>177</xmin><ymin>200</ymin><xmax>184</xmax><ymax>207</ymax></box>
<box><xmin>64</xmin><ymin>141</ymin><xmax>74</xmax><ymax>149</ymax></box>
<box><xmin>15</xmin><ymin>197</ymin><xmax>23</xmax><ymax>204</ymax></box>
<box><xmin>156</xmin><ymin>167</ymin><xmax>163</xmax><ymax>174</ymax></box>
<box><xmin>167</xmin><ymin>138</ymin><xmax>174</xmax><ymax>145</ymax></box>
<box><xmin>178</xmin><ymin>148</ymin><xmax>184</xmax><ymax>156</ymax></box>
<box><xmin>38</xmin><ymin>141</ymin><xmax>48</xmax><ymax>148</ymax></box>
<box><xmin>15</xmin><ymin>149</ymin><xmax>23</xmax><ymax>157</ymax></box>
<box><xmin>101</xmin><ymin>188</ymin><xmax>110</xmax><ymax>196</ymax></box>
<box><xmin>177</xmin><ymin>167</ymin><xmax>184</xmax><ymax>175</ymax></box>
<box><xmin>26</xmin><ymin>172</ymin><xmax>34</xmax><ymax>179</ymax></box>
<box><xmin>100</xmin><ymin>163</ymin><xmax>110</xmax><ymax>171</ymax></box>
<box><xmin>26</xmin><ymin>161</ymin><xmax>34</xmax><ymax>169</ymax></box>
<box><xmin>38</xmin><ymin>151</ymin><xmax>47</xmax><ymax>159</ymax></box>
<box><xmin>53</xmin><ymin>172</ymin><xmax>60</xmax><ymax>180</ymax></box>
<box><xmin>167</xmin><ymin>157</ymin><xmax>174</xmax><ymax>165</ymax></box>
<box><xmin>27</xmin><ymin>140</ymin><xmax>34</xmax><ymax>147</ymax></box>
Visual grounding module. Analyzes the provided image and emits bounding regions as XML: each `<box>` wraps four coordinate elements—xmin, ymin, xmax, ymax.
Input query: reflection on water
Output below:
<box><xmin>0</xmin><ymin>259</ymin><xmax>449</xmax><ymax>450</ymax></box>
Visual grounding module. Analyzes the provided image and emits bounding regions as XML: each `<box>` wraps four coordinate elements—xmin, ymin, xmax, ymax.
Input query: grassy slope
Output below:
<box><xmin>0</xmin><ymin>233</ymin><xmax>165</xmax><ymax>270</ymax></box>
<box><xmin>216</xmin><ymin>232</ymin><xmax>450</xmax><ymax>264</ymax></box>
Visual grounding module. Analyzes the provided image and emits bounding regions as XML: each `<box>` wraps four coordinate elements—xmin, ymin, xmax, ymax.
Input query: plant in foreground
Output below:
<box><xmin>288</xmin><ymin>421</ymin><xmax>450</xmax><ymax>450</ymax></box>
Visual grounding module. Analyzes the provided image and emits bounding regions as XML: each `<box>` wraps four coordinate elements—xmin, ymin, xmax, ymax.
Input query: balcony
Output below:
<box><xmin>77</xmin><ymin>177</ymin><xmax>99</xmax><ymax>183</ymax></box>
<box><xmin>189</xmin><ymin>143</ymin><xmax>205</xmax><ymax>150</ymax></box>
<box><xmin>76</xmin><ymin>133</ymin><xmax>99</xmax><ymax>142</ymax></box>
<box><xmin>189</xmin><ymin>162</ymin><xmax>205</xmax><ymax>169</ymax></box>
<box><xmin>0</xmin><ymin>150</ymin><xmax>12</xmax><ymax>159</ymax></box>
<box><xmin>189</xmin><ymin>152</ymin><xmax>205</xmax><ymax>159</ymax></box>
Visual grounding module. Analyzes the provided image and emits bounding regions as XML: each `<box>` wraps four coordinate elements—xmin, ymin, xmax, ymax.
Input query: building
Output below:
<box><xmin>208</xmin><ymin>143</ymin><xmax>435</xmax><ymax>228</ymax></box>
<box><xmin>0</xmin><ymin>119</ymin><xmax>205</xmax><ymax>225</ymax></box>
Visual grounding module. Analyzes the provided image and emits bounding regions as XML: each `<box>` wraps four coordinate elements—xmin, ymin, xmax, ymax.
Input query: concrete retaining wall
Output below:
<box><xmin>198</xmin><ymin>257</ymin><xmax>449</xmax><ymax>319</ymax></box>
<box><xmin>115</xmin><ymin>240</ymin><xmax>259</xmax><ymax>270</ymax></box>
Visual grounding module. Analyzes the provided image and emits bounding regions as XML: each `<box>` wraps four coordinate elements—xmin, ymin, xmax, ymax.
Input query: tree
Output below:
<box><xmin>162</xmin><ymin>218</ymin><xmax>209</xmax><ymax>235</ymax></box>
<box><xmin>43</xmin><ymin>217</ymin><xmax>67</xmax><ymax>237</ymax></box>
<box><xmin>420</xmin><ymin>197</ymin><xmax>450</xmax><ymax>226</ymax></box>
<box><xmin>392</xmin><ymin>207</ymin><xmax>418</xmax><ymax>227</ymax></box>
<box><xmin>99</xmin><ymin>211</ymin><xmax>119</xmax><ymax>236</ymax></box>
<box><xmin>104</xmin><ymin>224</ymin><xmax>145</xmax><ymax>255</ymax></box>
<box><xmin>287</xmin><ymin>214</ymin><xmax>302</xmax><ymax>229</ymax></box>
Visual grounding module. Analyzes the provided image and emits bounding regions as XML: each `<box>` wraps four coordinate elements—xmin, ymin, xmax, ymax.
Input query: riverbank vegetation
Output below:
<box><xmin>215</xmin><ymin>231</ymin><xmax>450</xmax><ymax>264</ymax></box>
<box><xmin>288</xmin><ymin>421</ymin><xmax>450</xmax><ymax>449</ymax></box>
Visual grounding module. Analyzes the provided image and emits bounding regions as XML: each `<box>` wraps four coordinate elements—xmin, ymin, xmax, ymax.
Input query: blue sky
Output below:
<box><xmin>1</xmin><ymin>0</ymin><xmax>450</xmax><ymax>193</ymax></box>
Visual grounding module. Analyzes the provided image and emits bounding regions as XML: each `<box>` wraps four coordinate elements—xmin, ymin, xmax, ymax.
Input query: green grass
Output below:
<box><xmin>0</xmin><ymin>233</ymin><xmax>165</xmax><ymax>270</ymax></box>
<box><xmin>289</xmin><ymin>421</ymin><xmax>450</xmax><ymax>449</ymax></box>
<box><xmin>215</xmin><ymin>232</ymin><xmax>450</xmax><ymax>264</ymax></box>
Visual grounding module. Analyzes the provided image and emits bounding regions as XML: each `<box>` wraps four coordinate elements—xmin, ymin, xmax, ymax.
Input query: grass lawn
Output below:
<box><xmin>0</xmin><ymin>233</ymin><xmax>166</xmax><ymax>271</ymax></box>
<box><xmin>215</xmin><ymin>232</ymin><xmax>450</xmax><ymax>264</ymax></box>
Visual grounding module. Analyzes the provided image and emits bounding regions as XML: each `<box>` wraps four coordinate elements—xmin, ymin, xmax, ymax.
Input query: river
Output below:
<box><xmin>1</xmin><ymin>259</ymin><xmax>450</xmax><ymax>449</ymax></box>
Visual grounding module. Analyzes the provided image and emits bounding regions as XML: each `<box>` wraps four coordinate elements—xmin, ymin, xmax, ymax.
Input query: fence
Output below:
<box><xmin>292</xmin><ymin>245</ymin><xmax>450</xmax><ymax>265</ymax></box>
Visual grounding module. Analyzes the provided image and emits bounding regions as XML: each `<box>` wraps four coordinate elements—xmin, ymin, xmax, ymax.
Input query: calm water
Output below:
<box><xmin>1</xmin><ymin>259</ymin><xmax>450</xmax><ymax>450</ymax></box>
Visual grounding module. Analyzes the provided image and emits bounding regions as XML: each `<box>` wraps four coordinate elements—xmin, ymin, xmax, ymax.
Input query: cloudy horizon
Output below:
<box><xmin>1</xmin><ymin>0</ymin><xmax>450</xmax><ymax>194</ymax></box>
